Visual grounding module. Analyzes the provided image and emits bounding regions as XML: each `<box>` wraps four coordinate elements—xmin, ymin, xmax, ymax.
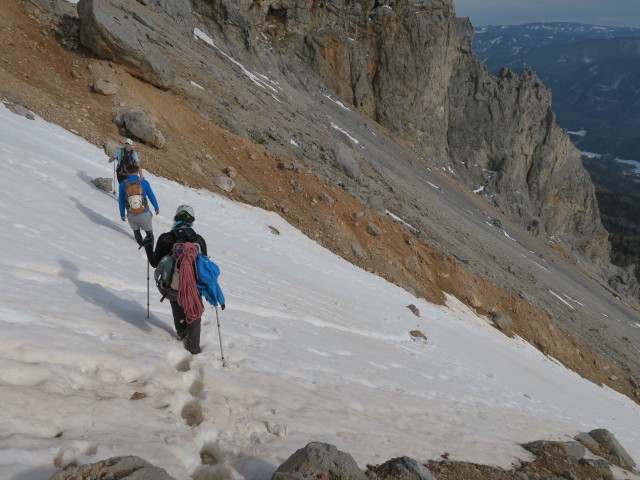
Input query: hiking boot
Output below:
<box><xmin>183</xmin><ymin>338</ymin><xmax>201</xmax><ymax>355</ymax></box>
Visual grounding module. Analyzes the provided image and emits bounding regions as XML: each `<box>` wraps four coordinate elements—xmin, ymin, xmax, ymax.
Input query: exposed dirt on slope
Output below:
<box><xmin>2</xmin><ymin>0</ymin><xmax>639</xmax><ymax>412</ymax></box>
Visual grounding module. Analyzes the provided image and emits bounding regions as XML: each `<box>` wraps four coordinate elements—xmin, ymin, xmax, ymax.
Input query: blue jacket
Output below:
<box><xmin>119</xmin><ymin>175</ymin><xmax>159</xmax><ymax>218</ymax></box>
<box><xmin>196</xmin><ymin>254</ymin><xmax>226</xmax><ymax>307</ymax></box>
<box><xmin>113</xmin><ymin>148</ymin><xmax>140</xmax><ymax>169</ymax></box>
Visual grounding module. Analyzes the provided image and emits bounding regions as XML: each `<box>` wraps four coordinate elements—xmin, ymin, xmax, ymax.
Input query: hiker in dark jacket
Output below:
<box><xmin>146</xmin><ymin>205</ymin><xmax>224</xmax><ymax>354</ymax></box>
<box><xmin>119</xmin><ymin>163</ymin><xmax>159</xmax><ymax>248</ymax></box>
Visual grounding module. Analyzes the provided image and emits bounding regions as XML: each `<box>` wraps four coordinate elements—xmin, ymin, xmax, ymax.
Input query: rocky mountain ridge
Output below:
<box><xmin>473</xmin><ymin>22</ymin><xmax>640</xmax><ymax>160</ymax></box>
<box><xmin>471</xmin><ymin>20</ymin><xmax>640</xmax><ymax>288</ymax></box>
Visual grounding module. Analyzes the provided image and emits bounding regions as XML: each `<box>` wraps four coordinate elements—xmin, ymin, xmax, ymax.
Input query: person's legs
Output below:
<box><xmin>140</xmin><ymin>211</ymin><xmax>154</xmax><ymax>246</ymax></box>
<box><xmin>169</xmin><ymin>296</ymin><xmax>202</xmax><ymax>355</ymax></box>
<box><xmin>142</xmin><ymin>230</ymin><xmax>154</xmax><ymax>247</ymax></box>
<box><xmin>133</xmin><ymin>229</ymin><xmax>143</xmax><ymax>246</ymax></box>
<box><xmin>185</xmin><ymin>319</ymin><xmax>201</xmax><ymax>354</ymax></box>
<box><xmin>170</xmin><ymin>300</ymin><xmax>187</xmax><ymax>340</ymax></box>
<box><xmin>128</xmin><ymin>212</ymin><xmax>153</xmax><ymax>247</ymax></box>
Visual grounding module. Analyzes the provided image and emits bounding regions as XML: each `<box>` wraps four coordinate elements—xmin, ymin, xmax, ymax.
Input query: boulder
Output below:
<box><xmin>574</xmin><ymin>432</ymin><xmax>601</xmax><ymax>454</ymax></box>
<box><xmin>489</xmin><ymin>311</ymin><xmax>513</xmax><ymax>331</ymax></box>
<box><xmin>351</xmin><ymin>242</ymin><xmax>365</xmax><ymax>258</ymax></box>
<box><xmin>562</xmin><ymin>441</ymin><xmax>586</xmax><ymax>461</ymax></box>
<box><xmin>103</xmin><ymin>139</ymin><xmax>121</xmax><ymax>156</ymax></box>
<box><xmin>587</xmin><ymin>428</ymin><xmax>636</xmax><ymax>469</ymax></box>
<box><xmin>6</xmin><ymin>103</ymin><xmax>35</xmax><ymax>120</ymax></box>
<box><xmin>318</xmin><ymin>192</ymin><xmax>334</xmax><ymax>205</ymax></box>
<box><xmin>215</xmin><ymin>176</ymin><xmax>236</xmax><ymax>193</ymax></box>
<box><xmin>224</xmin><ymin>165</ymin><xmax>238</xmax><ymax>179</ymax></box>
<box><xmin>367</xmin><ymin>194</ymin><xmax>386</xmax><ymax>215</ymax></box>
<box><xmin>113</xmin><ymin>109</ymin><xmax>165</xmax><ymax>148</ymax></box>
<box><xmin>77</xmin><ymin>0</ymin><xmax>177</xmax><ymax>89</ymax></box>
<box><xmin>366</xmin><ymin>223</ymin><xmax>384</xmax><ymax>236</ymax></box>
<box><xmin>92</xmin><ymin>78</ymin><xmax>119</xmax><ymax>95</ymax></box>
<box><xmin>273</xmin><ymin>442</ymin><xmax>366</xmax><ymax>480</ymax></box>
<box><xmin>369</xmin><ymin>456</ymin><xmax>436</xmax><ymax>480</ymax></box>
<box><xmin>49</xmin><ymin>456</ymin><xmax>175</xmax><ymax>480</ymax></box>
<box><xmin>330</xmin><ymin>141</ymin><xmax>363</xmax><ymax>183</ymax></box>
<box><xmin>91</xmin><ymin>177</ymin><xmax>113</xmax><ymax>192</ymax></box>
<box><xmin>238</xmin><ymin>184</ymin><xmax>261</xmax><ymax>204</ymax></box>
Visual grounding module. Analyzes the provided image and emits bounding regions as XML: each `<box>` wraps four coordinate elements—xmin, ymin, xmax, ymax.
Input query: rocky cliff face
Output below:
<box><xmin>447</xmin><ymin>65</ymin><xmax>610</xmax><ymax>264</ymax></box>
<box><xmin>212</xmin><ymin>0</ymin><xmax>610</xmax><ymax>265</ymax></box>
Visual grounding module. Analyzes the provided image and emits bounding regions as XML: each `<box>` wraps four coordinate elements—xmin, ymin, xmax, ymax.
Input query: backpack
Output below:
<box><xmin>117</xmin><ymin>148</ymin><xmax>135</xmax><ymax>174</ymax></box>
<box><xmin>154</xmin><ymin>241</ymin><xmax>201</xmax><ymax>301</ymax></box>
<box><xmin>196</xmin><ymin>253</ymin><xmax>225</xmax><ymax>307</ymax></box>
<box><xmin>125</xmin><ymin>178</ymin><xmax>147</xmax><ymax>214</ymax></box>
<box><xmin>154</xmin><ymin>254</ymin><xmax>175</xmax><ymax>291</ymax></box>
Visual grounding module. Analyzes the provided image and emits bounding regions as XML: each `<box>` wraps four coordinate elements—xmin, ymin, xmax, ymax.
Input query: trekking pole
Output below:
<box><xmin>112</xmin><ymin>161</ymin><xmax>116</xmax><ymax>195</ymax></box>
<box><xmin>146</xmin><ymin>260</ymin><xmax>150</xmax><ymax>319</ymax></box>
<box><xmin>215</xmin><ymin>306</ymin><xmax>226</xmax><ymax>367</ymax></box>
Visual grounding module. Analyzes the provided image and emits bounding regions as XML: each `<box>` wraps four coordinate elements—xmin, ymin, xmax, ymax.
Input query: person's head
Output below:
<box><xmin>127</xmin><ymin>163</ymin><xmax>140</xmax><ymax>174</ymax></box>
<box><xmin>124</xmin><ymin>138</ymin><xmax>133</xmax><ymax>150</ymax></box>
<box><xmin>174</xmin><ymin>204</ymin><xmax>195</xmax><ymax>224</ymax></box>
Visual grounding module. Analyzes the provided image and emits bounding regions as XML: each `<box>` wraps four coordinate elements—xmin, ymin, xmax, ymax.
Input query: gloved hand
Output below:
<box><xmin>221</xmin><ymin>304</ymin><xmax>226</xmax><ymax>310</ymax></box>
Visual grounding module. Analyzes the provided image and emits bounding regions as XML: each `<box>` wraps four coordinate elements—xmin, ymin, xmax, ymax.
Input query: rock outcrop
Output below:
<box><xmin>218</xmin><ymin>0</ymin><xmax>610</xmax><ymax>266</ymax></box>
<box><xmin>273</xmin><ymin>442</ymin><xmax>367</xmax><ymax>480</ymax></box>
<box><xmin>76</xmin><ymin>0</ymin><xmax>188</xmax><ymax>89</ymax></box>
<box><xmin>113</xmin><ymin>109</ymin><xmax>166</xmax><ymax>148</ymax></box>
<box><xmin>49</xmin><ymin>456</ymin><xmax>175</xmax><ymax>480</ymax></box>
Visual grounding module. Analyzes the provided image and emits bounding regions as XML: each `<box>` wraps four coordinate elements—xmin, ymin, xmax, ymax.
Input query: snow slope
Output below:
<box><xmin>1</xmin><ymin>103</ymin><xmax>640</xmax><ymax>480</ymax></box>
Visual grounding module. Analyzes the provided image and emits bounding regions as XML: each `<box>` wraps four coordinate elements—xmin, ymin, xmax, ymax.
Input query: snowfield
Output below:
<box><xmin>1</xmin><ymin>103</ymin><xmax>640</xmax><ymax>480</ymax></box>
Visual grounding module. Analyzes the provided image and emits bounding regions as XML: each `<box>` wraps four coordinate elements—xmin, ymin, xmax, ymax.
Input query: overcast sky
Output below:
<box><xmin>454</xmin><ymin>0</ymin><xmax>640</xmax><ymax>28</ymax></box>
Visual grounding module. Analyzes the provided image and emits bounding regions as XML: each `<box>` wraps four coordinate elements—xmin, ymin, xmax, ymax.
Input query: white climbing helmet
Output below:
<box><xmin>175</xmin><ymin>204</ymin><xmax>195</xmax><ymax>220</ymax></box>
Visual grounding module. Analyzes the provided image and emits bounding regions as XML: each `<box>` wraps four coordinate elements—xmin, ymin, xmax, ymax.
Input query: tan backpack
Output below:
<box><xmin>125</xmin><ymin>178</ymin><xmax>147</xmax><ymax>214</ymax></box>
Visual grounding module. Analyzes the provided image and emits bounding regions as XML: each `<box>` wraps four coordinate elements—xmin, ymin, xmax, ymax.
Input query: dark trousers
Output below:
<box><xmin>133</xmin><ymin>230</ymin><xmax>153</xmax><ymax>247</ymax></box>
<box><xmin>170</xmin><ymin>300</ymin><xmax>201</xmax><ymax>354</ymax></box>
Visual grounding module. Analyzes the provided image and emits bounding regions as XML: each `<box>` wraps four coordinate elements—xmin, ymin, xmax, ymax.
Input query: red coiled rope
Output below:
<box><xmin>176</xmin><ymin>242</ymin><xmax>204</xmax><ymax>323</ymax></box>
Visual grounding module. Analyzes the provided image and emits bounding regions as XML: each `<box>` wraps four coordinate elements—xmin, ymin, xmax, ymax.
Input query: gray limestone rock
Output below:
<box><xmin>369</xmin><ymin>456</ymin><xmax>436</xmax><ymax>480</ymax></box>
<box><xmin>318</xmin><ymin>192</ymin><xmax>334</xmax><ymax>206</ymax></box>
<box><xmin>273</xmin><ymin>442</ymin><xmax>366</xmax><ymax>480</ymax></box>
<box><xmin>113</xmin><ymin>109</ymin><xmax>166</xmax><ymax>148</ymax></box>
<box><xmin>215</xmin><ymin>175</ymin><xmax>236</xmax><ymax>193</ymax></box>
<box><xmin>489</xmin><ymin>311</ymin><xmax>513</xmax><ymax>331</ymax></box>
<box><xmin>91</xmin><ymin>177</ymin><xmax>113</xmax><ymax>192</ymax></box>
<box><xmin>77</xmin><ymin>0</ymin><xmax>177</xmax><ymax>89</ymax></box>
<box><xmin>366</xmin><ymin>223</ymin><xmax>384</xmax><ymax>236</ymax></box>
<box><xmin>574</xmin><ymin>432</ymin><xmax>601</xmax><ymax>454</ymax></box>
<box><xmin>103</xmin><ymin>140</ymin><xmax>122</xmax><ymax>157</ymax></box>
<box><xmin>587</xmin><ymin>428</ymin><xmax>636</xmax><ymax>470</ymax></box>
<box><xmin>351</xmin><ymin>242</ymin><xmax>365</xmax><ymax>258</ymax></box>
<box><xmin>6</xmin><ymin>103</ymin><xmax>35</xmax><ymax>120</ymax></box>
<box><xmin>49</xmin><ymin>456</ymin><xmax>175</xmax><ymax>480</ymax></box>
<box><xmin>92</xmin><ymin>78</ymin><xmax>119</xmax><ymax>95</ymax></box>
<box><xmin>562</xmin><ymin>441</ymin><xmax>586</xmax><ymax>461</ymax></box>
<box><xmin>331</xmin><ymin>141</ymin><xmax>363</xmax><ymax>183</ymax></box>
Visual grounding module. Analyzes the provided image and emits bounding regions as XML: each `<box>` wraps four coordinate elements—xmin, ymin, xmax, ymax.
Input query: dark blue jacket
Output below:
<box><xmin>119</xmin><ymin>174</ymin><xmax>159</xmax><ymax>218</ymax></box>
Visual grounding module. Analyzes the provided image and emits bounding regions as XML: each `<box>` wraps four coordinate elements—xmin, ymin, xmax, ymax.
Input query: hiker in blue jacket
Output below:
<box><xmin>119</xmin><ymin>163</ymin><xmax>159</xmax><ymax>247</ymax></box>
<box><xmin>109</xmin><ymin>138</ymin><xmax>141</xmax><ymax>183</ymax></box>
